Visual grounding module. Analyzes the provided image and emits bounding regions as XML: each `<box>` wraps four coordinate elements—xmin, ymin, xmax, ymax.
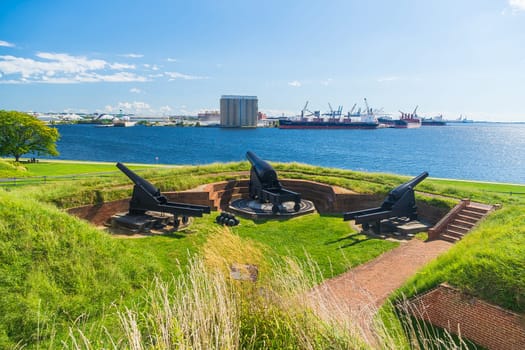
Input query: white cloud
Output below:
<box><xmin>321</xmin><ymin>78</ymin><xmax>333</xmax><ymax>86</ymax></box>
<box><xmin>0</xmin><ymin>40</ymin><xmax>15</xmax><ymax>47</ymax></box>
<box><xmin>118</xmin><ymin>101</ymin><xmax>150</xmax><ymax>110</ymax></box>
<box><xmin>288</xmin><ymin>80</ymin><xmax>301</xmax><ymax>87</ymax></box>
<box><xmin>166</xmin><ymin>58</ymin><xmax>178</xmax><ymax>62</ymax></box>
<box><xmin>143</xmin><ymin>64</ymin><xmax>161</xmax><ymax>71</ymax></box>
<box><xmin>509</xmin><ymin>0</ymin><xmax>525</xmax><ymax>11</ymax></box>
<box><xmin>261</xmin><ymin>108</ymin><xmax>296</xmax><ymax>117</ymax></box>
<box><xmin>0</xmin><ymin>51</ymin><xmax>209</xmax><ymax>85</ymax></box>
<box><xmin>122</xmin><ymin>53</ymin><xmax>143</xmax><ymax>58</ymax></box>
<box><xmin>0</xmin><ymin>52</ymin><xmax>148</xmax><ymax>84</ymax></box>
<box><xmin>159</xmin><ymin>105</ymin><xmax>172</xmax><ymax>113</ymax></box>
<box><xmin>110</xmin><ymin>62</ymin><xmax>136</xmax><ymax>70</ymax></box>
<box><xmin>130</xmin><ymin>87</ymin><xmax>142</xmax><ymax>94</ymax></box>
<box><xmin>165</xmin><ymin>71</ymin><xmax>208</xmax><ymax>80</ymax></box>
<box><xmin>105</xmin><ymin>101</ymin><xmax>177</xmax><ymax>116</ymax></box>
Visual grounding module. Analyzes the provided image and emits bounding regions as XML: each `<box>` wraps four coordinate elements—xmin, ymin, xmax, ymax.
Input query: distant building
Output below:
<box><xmin>198</xmin><ymin>110</ymin><xmax>220</xmax><ymax>121</ymax></box>
<box><xmin>220</xmin><ymin>95</ymin><xmax>258</xmax><ymax>128</ymax></box>
<box><xmin>197</xmin><ymin>110</ymin><xmax>220</xmax><ymax>126</ymax></box>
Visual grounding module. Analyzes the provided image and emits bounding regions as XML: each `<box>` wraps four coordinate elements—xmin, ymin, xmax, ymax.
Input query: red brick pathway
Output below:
<box><xmin>308</xmin><ymin>239</ymin><xmax>453</xmax><ymax>343</ymax></box>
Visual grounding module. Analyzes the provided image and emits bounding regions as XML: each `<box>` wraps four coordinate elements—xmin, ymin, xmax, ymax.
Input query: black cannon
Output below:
<box><xmin>116</xmin><ymin>162</ymin><xmax>210</xmax><ymax>230</ymax></box>
<box><xmin>343</xmin><ymin>172</ymin><xmax>428</xmax><ymax>234</ymax></box>
<box><xmin>246</xmin><ymin>151</ymin><xmax>301</xmax><ymax>213</ymax></box>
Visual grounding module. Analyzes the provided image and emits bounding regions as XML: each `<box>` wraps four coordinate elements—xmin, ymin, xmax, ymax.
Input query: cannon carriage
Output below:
<box><xmin>112</xmin><ymin>162</ymin><xmax>210</xmax><ymax>232</ymax></box>
<box><xmin>344</xmin><ymin>172</ymin><xmax>428</xmax><ymax>234</ymax></box>
<box><xmin>246</xmin><ymin>151</ymin><xmax>301</xmax><ymax>213</ymax></box>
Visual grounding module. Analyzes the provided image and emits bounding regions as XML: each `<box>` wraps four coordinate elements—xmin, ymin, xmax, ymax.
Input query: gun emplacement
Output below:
<box><xmin>117</xmin><ymin>162</ymin><xmax>211</xmax><ymax>218</ymax></box>
<box><xmin>343</xmin><ymin>171</ymin><xmax>428</xmax><ymax>233</ymax></box>
<box><xmin>246</xmin><ymin>151</ymin><xmax>301</xmax><ymax>213</ymax></box>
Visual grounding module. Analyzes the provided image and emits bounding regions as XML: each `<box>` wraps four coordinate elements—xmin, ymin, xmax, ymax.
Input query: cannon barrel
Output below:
<box><xmin>389</xmin><ymin>171</ymin><xmax>428</xmax><ymax>200</ymax></box>
<box><xmin>117</xmin><ymin>162</ymin><xmax>160</xmax><ymax>197</ymax></box>
<box><xmin>246</xmin><ymin>151</ymin><xmax>279</xmax><ymax>186</ymax></box>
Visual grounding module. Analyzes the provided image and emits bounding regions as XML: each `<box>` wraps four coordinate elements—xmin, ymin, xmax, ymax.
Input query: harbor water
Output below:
<box><xmin>44</xmin><ymin>123</ymin><xmax>524</xmax><ymax>184</ymax></box>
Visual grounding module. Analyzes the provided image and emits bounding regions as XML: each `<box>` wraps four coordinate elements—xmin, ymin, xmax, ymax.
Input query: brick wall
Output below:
<box><xmin>67</xmin><ymin>191</ymin><xmax>214</xmax><ymax>225</ymax></box>
<box><xmin>405</xmin><ymin>284</ymin><xmax>525</xmax><ymax>350</ymax></box>
<box><xmin>68</xmin><ymin>179</ymin><xmax>447</xmax><ymax>225</ymax></box>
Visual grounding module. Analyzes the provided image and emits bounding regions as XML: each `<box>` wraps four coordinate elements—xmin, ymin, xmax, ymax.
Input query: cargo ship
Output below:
<box><xmin>278</xmin><ymin>114</ymin><xmax>379</xmax><ymax>129</ymax></box>
<box><xmin>421</xmin><ymin>115</ymin><xmax>446</xmax><ymax>126</ymax></box>
<box><xmin>378</xmin><ymin>106</ymin><xmax>421</xmax><ymax>128</ymax></box>
<box><xmin>279</xmin><ymin>99</ymin><xmax>380</xmax><ymax>129</ymax></box>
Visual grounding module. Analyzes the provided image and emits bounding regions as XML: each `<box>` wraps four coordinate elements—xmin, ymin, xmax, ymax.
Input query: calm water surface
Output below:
<box><xmin>46</xmin><ymin>123</ymin><xmax>525</xmax><ymax>184</ymax></box>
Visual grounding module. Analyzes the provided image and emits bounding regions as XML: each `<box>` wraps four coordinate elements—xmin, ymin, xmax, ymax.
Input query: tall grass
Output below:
<box><xmin>62</xmin><ymin>255</ymin><xmax>365</xmax><ymax>349</ymax></box>
<box><xmin>57</xmin><ymin>229</ymin><xmax>471</xmax><ymax>350</ymax></box>
<box><xmin>0</xmin><ymin>190</ymin><xmax>162</xmax><ymax>348</ymax></box>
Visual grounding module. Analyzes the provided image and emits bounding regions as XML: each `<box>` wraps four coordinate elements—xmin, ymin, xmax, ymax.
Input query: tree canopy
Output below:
<box><xmin>0</xmin><ymin>110</ymin><xmax>60</xmax><ymax>162</ymax></box>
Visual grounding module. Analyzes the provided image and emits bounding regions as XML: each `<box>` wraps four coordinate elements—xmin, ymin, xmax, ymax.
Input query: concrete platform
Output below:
<box><xmin>107</xmin><ymin>211</ymin><xmax>192</xmax><ymax>234</ymax></box>
<box><xmin>229</xmin><ymin>199</ymin><xmax>316</xmax><ymax>219</ymax></box>
<box><xmin>378</xmin><ymin>217</ymin><xmax>430</xmax><ymax>236</ymax></box>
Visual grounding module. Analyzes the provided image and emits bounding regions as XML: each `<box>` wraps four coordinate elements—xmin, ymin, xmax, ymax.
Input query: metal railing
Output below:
<box><xmin>0</xmin><ymin>169</ymin><xmax>151</xmax><ymax>187</ymax></box>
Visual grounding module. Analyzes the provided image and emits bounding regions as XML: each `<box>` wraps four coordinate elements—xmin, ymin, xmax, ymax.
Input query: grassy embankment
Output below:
<box><xmin>1</xmin><ymin>158</ymin><xmax>524</xmax><ymax>348</ymax></box>
<box><xmin>0</xmin><ymin>159</ymin><xmax>401</xmax><ymax>348</ymax></box>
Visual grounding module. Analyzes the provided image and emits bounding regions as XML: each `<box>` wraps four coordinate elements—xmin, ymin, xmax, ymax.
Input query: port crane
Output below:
<box><xmin>364</xmin><ymin>98</ymin><xmax>372</xmax><ymax>115</ymax></box>
<box><xmin>324</xmin><ymin>103</ymin><xmax>343</xmax><ymax>120</ymax></box>
<box><xmin>346</xmin><ymin>103</ymin><xmax>358</xmax><ymax>119</ymax></box>
<box><xmin>300</xmin><ymin>101</ymin><xmax>309</xmax><ymax>119</ymax></box>
<box><xmin>299</xmin><ymin>101</ymin><xmax>317</xmax><ymax>119</ymax></box>
<box><xmin>399</xmin><ymin>105</ymin><xmax>419</xmax><ymax>119</ymax></box>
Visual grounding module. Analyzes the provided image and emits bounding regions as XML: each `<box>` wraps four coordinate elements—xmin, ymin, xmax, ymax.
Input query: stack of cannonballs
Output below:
<box><xmin>215</xmin><ymin>212</ymin><xmax>240</xmax><ymax>226</ymax></box>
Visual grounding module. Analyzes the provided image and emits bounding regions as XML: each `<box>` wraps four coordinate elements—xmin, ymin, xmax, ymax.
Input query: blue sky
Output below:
<box><xmin>1</xmin><ymin>0</ymin><xmax>525</xmax><ymax>121</ymax></box>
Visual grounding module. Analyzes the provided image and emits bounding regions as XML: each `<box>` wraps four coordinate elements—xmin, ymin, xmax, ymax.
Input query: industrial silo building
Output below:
<box><xmin>220</xmin><ymin>95</ymin><xmax>258</xmax><ymax>128</ymax></box>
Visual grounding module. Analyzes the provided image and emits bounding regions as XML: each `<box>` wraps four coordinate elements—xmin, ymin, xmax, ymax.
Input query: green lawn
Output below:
<box><xmin>235</xmin><ymin>214</ymin><xmax>398</xmax><ymax>280</ymax></box>
<box><xmin>14</xmin><ymin>159</ymin><xmax>153</xmax><ymax>176</ymax></box>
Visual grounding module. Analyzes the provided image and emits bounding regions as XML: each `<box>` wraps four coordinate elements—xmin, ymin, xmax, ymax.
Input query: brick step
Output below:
<box><xmin>449</xmin><ymin>218</ymin><xmax>476</xmax><ymax>229</ymax></box>
<box><xmin>466</xmin><ymin>203</ymin><xmax>493</xmax><ymax>212</ymax></box>
<box><xmin>464</xmin><ymin>206</ymin><xmax>491</xmax><ymax>215</ymax></box>
<box><xmin>443</xmin><ymin>228</ymin><xmax>466</xmax><ymax>239</ymax></box>
<box><xmin>447</xmin><ymin>224</ymin><xmax>470</xmax><ymax>233</ymax></box>
<box><xmin>455</xmin><ymin>213</ymin><xmax>479</xmax><ymax>224</ymax></box>
<box><xmin>440</xmin><ymin>233</ymin><xmax>462</xmax><ymax>242</ymax></box>
<box><xmin>459</xmin><ymin>209</ymin><xmax>485</xmax><ymax>219</ymax></box>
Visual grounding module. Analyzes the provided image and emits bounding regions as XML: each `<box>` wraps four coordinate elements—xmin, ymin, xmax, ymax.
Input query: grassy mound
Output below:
<box><xmin>0</xmin><ymin>190</ymin><xmax>162</xmax><ymax>348</ymax></box>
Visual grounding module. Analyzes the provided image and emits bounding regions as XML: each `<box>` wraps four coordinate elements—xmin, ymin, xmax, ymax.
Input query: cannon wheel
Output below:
<box><xmin>272</xmin><ymin>205</ymin><xmax>279</xmax><ymax>214</ymax></box>
<box><xmin>362</xmin><ymin>223</ymin><xmax>370</xmax><ymax>231</ymax></box>
<box><xmin>294</xmin><ymin>202</ymin><xmax>301</xmax><ymax>212</ymax></box>
<box><xmin>182</xmin><ymin>216</ymin><xmax>189</xmax><ymax>225</ymax></box>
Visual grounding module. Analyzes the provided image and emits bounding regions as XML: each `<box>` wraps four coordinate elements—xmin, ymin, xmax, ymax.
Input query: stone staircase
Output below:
<box><xmin>428</xmin><ymin>200</ymin><xmax>494</xmax><ymax>242</ymax></box>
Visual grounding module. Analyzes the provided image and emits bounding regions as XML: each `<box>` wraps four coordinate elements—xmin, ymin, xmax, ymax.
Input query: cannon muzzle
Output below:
<box><xmin>117</xmin><ymin>162</ymin><xmax>160</xmax><ymax>197</ymax></box>
<box><xmin>389</xmin><ymin>171</ymin><xmax>428</xmax><ymax>200</ymax></box>
<box><xmin>246</xmin><ymin>151</ymin><xmax>279</xmax><ymax>186</ymax></box>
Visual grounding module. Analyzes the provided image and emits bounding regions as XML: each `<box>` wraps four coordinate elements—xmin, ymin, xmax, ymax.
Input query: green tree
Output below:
<box><xmin>0</xmin><ymin>110</ymin><xmax>60</xmax><ymax>162</ymax></box>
